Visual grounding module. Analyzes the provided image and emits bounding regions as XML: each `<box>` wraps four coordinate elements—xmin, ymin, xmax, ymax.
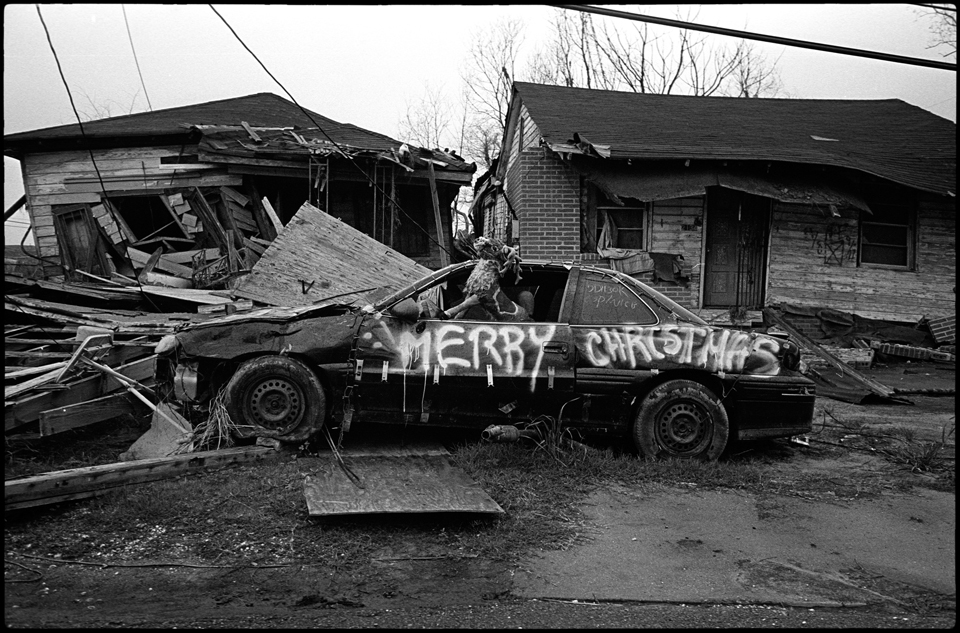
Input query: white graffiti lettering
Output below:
<box><xmin>368</xmin><ymin>319</ymin><xmax>558</xmax><ymax>391</ymax></box>
<box><xmin>576</xmin><ymin>325</ymin><xmax>781</xmax><ymax>375</ymax></box>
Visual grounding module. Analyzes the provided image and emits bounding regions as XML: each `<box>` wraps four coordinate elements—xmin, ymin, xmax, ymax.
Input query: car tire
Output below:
<box><xmin>224</xmin><ymin>355</ymin><xmax>326</xmax><ymax>443</ymax></box>
<box><xmin>633</xmin><ymin>379</ymin><xmax>729</xmax><ymax>460</ymax></box>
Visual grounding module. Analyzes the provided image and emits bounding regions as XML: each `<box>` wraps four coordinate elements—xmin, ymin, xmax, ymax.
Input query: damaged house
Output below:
<box><xmin>4</xmin><ymin>92</ymin><xmax>475</xmax><ymax>302</ymax></box>
<box><xmin>472</xmin><ymin>82</ymin><xmax>955</xmax><ymax>335</ymax></box>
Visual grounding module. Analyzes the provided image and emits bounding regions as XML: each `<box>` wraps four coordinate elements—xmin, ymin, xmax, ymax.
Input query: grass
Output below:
<box><xmin>5</xmin><ymin>406</ymin><xmax>954</xmax><ymax>572</ymax></box>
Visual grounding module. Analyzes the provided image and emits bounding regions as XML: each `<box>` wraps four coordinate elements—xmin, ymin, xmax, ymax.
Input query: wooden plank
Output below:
<box><xmin>233</xmin><ymin>201</ymin><xmax>431</xmax><ymax>308</ymax></box>
<box><xmin>195</xmin><ymin>299</ymin><xmax>254</xmax><ymax>314</ymax></box>
<box><xmin>220</xmin><ymin>185</ymin><xmax>250</xmax><ymax>207</ymax></box>
<box><xmin>299</xmin><ymin>445</ymin><xmax>503</xmax><ymax>516</ymax></box>
<box><xmin>240</xmin><ymin>121</ymin><xmax>262</xmax><ymax>143</ymax></box>
<box><xmin>261</xmin><ymin>197</ymin><xmax>284</xmax><ymax>234</ymax></box>
<box><xmin>39</xmin><ymin>391</ymin><xmax>147</xmax><ymax>436</ymax></box>
<box><xmin>141</xmin><ymin>271</ymin><xmax>193</xmax><ymax>288</ymax></box>
<box><xmin>5</xmin><ymin>446</ymin><xmax>282</xmax><ymax>511</ymax></box>
<box><xmin>242</xmin><ymin>237</ymin><xmax>266</xmax><ymax>256</ymax></box>
<box><xmin>5</xmin><ymin>362</ymin><xmax>68</xmax><ymax>380</ymax></box>
<box><xmin>4</xmin><ymin>366</ymin><xmax>66</xmax><ymax>400</ymax></box>
<box><xmin>426</xmin><ymin>162</ymin><xmax>450</xmax><ymax>267</ymax></box>
<box><xmin>5</xmin><ymin>355</ymin><xmax>157</xmax><ymax>431</ymax></box>
<box><xmin>762</xmin><ymin>309</ymin><xmax>896</xmax><ymax>399</ymax></box>
<box><xmin>161</xmin><ymin>248</ymin><xmax>219</xmax><ymax>265</ymax></box>
<box><xmin>127</xmin><ymin>247</ymin><xmax>193</xmax><ymax>279</ymax></box>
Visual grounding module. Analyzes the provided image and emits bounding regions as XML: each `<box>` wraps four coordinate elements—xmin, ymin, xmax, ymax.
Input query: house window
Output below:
<box><xmin>582</xmin><ymin>182</ymin><xmax>647</xmax><ymax>252</ymax></box>
<box><xmin>858</xmin><ymin>193</ymin><xmax>915</xmax><ymax>269</ymax></box>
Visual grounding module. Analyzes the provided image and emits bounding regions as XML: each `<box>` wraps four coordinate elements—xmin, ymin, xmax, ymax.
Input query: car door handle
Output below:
<box><xmin>542</xmin><ymin>342</ymin><xmax>568</xmax><ymax>355</ymax></box>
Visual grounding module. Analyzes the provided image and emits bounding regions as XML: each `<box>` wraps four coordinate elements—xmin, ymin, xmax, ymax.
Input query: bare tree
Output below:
<box><xmin>397</xmin><ymin>82</ymin><xmax>453</xmax><ymax>150</ymax></box>
<box><xmin>77</xmin><ymin>88</ymin><xmax>144</xmax><ymax>122</ymax></box>
<box><xmin>456</xmin><ymin>7</ymin><xmax>785</xmax><ymax>171</ymax></box>
<box><xmin>916</xmin><ymin>3</ymin><xmax>957</xmax><ymax>59</ymax></box>
<box><xmin>540</xmin><ymin>7</ymin><xmax>784</xmax><ymax>97</ymax></box>
<box><xmin>460</xmin><ymin>18</ymin><xmax>524</xmax><ymax>170</ymax></box>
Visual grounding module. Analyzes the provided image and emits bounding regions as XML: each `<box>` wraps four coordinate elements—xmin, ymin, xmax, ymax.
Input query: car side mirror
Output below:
<box><xmin>387</xmin><ymin>297</ymin><xmax>420</xmax><ymax>322</ymax></box>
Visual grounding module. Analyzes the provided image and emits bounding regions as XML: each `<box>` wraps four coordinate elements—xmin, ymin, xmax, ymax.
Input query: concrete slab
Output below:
<box><xmin>513</xmin><ymin>485</ymin><xmax>955</xmax><ymax>607</ymax></box>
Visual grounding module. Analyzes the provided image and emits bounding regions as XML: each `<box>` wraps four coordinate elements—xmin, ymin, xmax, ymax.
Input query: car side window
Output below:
<box><xmin>572</xmin><ymin>271</ymin><xmax>658</xmax><ymax>325</ymax></box>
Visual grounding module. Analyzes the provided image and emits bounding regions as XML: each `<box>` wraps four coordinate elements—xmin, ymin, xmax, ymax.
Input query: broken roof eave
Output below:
<box><xmin>563</xmin><ymin>154</ymin><xmax>875</xmax><ymax>212</ymax></box>
<box><xmin>4</xmin><ymin>130</ymin><xmax>200</xmax><ymax>160</ymax></box>
<box><xmin>544</xmin><ymin>141</ymin><xmax>954</xmax><ymax>198</ymax></box>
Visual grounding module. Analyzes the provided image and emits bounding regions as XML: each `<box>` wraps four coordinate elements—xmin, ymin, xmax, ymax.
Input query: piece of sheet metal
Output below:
<box><xmin>300</xmin><ymin>443</ymin><xmax>504</xmax><ymax>516</ymax></box>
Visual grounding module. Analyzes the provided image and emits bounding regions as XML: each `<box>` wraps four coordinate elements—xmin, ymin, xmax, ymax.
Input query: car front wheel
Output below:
<box><xmin>224</xmin><ymin>355</ymin><xmax>326</xmax><ymax>442</ymax></box>
<box><xmin>633</xmin><ymin>379</ymin><xmax>729</xmax><ymax>460</ymax></box>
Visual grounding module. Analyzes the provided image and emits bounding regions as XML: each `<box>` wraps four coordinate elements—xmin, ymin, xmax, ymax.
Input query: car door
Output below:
<box><xmin>351</xmin><ymin>263</ymin><xmax>578</xmax><ymax>429</ymax></box>
<box><xmin>568</xmin><ymin>266</ymin><xmax>665</xmax><ymax>428</ymax></box>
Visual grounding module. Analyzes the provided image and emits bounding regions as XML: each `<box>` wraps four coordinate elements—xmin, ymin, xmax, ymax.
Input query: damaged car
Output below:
<box><xmin>155</xmin><ymin>260</ymin><xmax>815</xmax><ymax>460</ymax></box>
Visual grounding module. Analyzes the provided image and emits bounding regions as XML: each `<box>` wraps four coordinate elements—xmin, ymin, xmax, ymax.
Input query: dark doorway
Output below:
<box><xmin>703</xmin><ymin>187</ymin><xmax>770</xmax><ymax>309</ymax></box>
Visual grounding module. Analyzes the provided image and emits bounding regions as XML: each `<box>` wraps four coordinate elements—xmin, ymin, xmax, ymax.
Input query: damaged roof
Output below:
<box><xmin>3</xmin><ymin>93</ymin><xmax>473</xmax><ymax>174</ymax></box>
<box><xmin>513</xmin><ymin>82</ymin><xmax>957</xmax><ymax>196</ymax></box>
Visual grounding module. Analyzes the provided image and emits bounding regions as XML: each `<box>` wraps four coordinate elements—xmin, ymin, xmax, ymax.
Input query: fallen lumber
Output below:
<box><xmin>5</xmin><ymin>446</ymin><xmax>283</xmax><ymax>511</ymax></box>
<box><xmin>763</xmin><ymin>308</ymin><xmax>898</xmax><ymax>400</ymax></box>
<box><xmin>39</xmin><ymin>391</ymin><xmax>148</xmax><ymax>436</ymax></box>
<box><xmin>5</xmin><ymin>355</ymin><xmax>157</xmax><ymax>432</ymax></box>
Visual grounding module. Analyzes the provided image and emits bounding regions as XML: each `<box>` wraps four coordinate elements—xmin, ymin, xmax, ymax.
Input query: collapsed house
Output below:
<box><xmin>472</xmin><ymin>82</ymin><xmax>956</xmax><ymax>338</ymax></box>
<box><xmin>3</xmin><ymin>92</ymin><xmax>475</xmax><ymax>296</ymax></box>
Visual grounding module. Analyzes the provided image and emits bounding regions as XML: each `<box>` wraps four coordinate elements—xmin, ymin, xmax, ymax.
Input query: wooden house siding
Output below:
<box><xmin>766</xmin><ymin>196</ymin><xmax>954</xmax><ymax>322</ymax></box>
<box><xmin>21</xmin><ymin>145</ymin><xmax>239</xmax><ymax>277</ymax></box>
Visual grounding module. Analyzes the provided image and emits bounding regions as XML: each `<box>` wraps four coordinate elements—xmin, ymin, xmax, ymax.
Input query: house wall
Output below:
<box><xmin>767</xmin><ymin>194</ymin><xmax>955</xmax><ymax>322</ymax></box>
<box><xmin>497</xmin><ymin>106</ymin><xmax>955</xmax><ymax>324</ymax></box>
<box><xmin>20</xmin><ymin>145</ymin><xmax>240</xmax><ymax>277</ymax></box>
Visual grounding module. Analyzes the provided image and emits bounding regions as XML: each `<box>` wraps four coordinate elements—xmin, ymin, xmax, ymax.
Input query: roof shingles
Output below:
<box><xmin>514</xmin><ymin>82</ymin><xmax>956</xmax><ymax>195</ymax></box>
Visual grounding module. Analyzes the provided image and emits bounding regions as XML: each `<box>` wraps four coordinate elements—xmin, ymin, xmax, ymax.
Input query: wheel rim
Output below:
<box><xmin>654</xmin><ymin>400</ymin><xmax>712</xmax><ymax>456</ymax></box>
<box><xmin>245</xmin><ymin>376</ymin><xmax>304</xmax><ymax>433</ymax></box>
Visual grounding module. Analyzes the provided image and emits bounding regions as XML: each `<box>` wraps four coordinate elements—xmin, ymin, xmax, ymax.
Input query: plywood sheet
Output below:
<box><xmin>299</xmin><ymin>445</ymin><xmax>503</xmax><ymax>516</ymax></box>
<box><xmin>233</xmin><ymin>201</ymin><xmax>431</xmax><ymax>307</ymax></box>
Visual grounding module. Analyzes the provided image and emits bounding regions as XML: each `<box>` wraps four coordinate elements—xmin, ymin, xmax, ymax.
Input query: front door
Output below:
<box><xmin>703</xmin><ymin>188</ymin><xmax>770</xmax><ymax>308</ymax></box>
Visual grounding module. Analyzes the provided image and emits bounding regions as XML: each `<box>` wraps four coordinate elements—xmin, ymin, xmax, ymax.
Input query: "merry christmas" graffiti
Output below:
<box><xmin>575</xmin><ymin>325</ymin><xmax>781</xmax><ymax>375</ymax></box>
<box><xmin>362</xmin><ymin>319</ymin><xmax>559</xmax><ymax>391</ymax></box>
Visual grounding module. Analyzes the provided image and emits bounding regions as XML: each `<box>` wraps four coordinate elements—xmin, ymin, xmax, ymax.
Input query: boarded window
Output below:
<box><xmin>573</xmin><ymin>271</ymin><xmax>657</xmax><ymax>325</ymax></box>
<box><xmin>859</xmin><ymin>191</ymin><xmax>914</xmax><ymax>269</ymax></box>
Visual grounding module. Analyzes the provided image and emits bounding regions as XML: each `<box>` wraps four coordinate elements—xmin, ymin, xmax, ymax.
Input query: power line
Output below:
<box><xmin>121</xmin><ymin>4</ymin><xmax>153</xmax><ymax>111</ymax></box>
<box><xmin>552</xmin><ymin>4</ymin><xmax>957</xmax><ymax>72</ymax></box>
<box><xmin>207</xmin><ymin>4</ymin><xmax>453</xmax><ymax>259</ymax></box>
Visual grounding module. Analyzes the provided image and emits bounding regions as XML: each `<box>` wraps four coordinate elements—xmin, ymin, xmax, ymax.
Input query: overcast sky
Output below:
<box><xmin>4</xmin><ymin>4</ymin><xmax>956</xmax><ymax>245</ymax></box>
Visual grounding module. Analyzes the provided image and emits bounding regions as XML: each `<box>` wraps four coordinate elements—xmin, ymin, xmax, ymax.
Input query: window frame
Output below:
<box><xmin>857</xmin><ymin>196</ymin><xmax>916</xmax><ymax>270</ymax></box>
<box><xmin>581</xmin><ymin>181</ymin><xmax>648</xmax><ymax>253</ymax></box>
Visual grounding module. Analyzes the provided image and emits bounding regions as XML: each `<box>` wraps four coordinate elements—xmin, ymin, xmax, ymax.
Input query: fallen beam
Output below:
<box><xmin>5</xmin><ymin>446</ymin><xmax>283</xmax><ymax>511</ymax></box>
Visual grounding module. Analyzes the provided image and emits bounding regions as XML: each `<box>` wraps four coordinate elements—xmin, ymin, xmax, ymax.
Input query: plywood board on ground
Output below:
<box><xmin>299</xmin><ymin>444</ymin><xmax>503</xmax><ymax>516</ymax></box>
<box><xmin>233</xmin><ymin>201</ymin><xmax>431</xmax><ymax>307</ymax></box>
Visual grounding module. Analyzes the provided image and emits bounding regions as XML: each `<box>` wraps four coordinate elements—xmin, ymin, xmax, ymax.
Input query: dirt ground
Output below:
<box><xmin>5</xmin><ymin>360</ymin><xmax>955</xmax><ymax>628</ymax></box>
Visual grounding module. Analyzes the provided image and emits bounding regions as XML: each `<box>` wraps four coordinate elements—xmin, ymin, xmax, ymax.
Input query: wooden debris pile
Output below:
<box><xmin>4</xmin><ymin>296</ymin><xmax>207</xmax><ymax>442</ymax></box>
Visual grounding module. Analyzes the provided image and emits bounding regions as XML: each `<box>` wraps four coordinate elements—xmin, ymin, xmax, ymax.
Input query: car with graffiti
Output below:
<box><xmin>155</xmin><ymin>260</ymin><xmax>815</xmax><ymax>460</ymax></box>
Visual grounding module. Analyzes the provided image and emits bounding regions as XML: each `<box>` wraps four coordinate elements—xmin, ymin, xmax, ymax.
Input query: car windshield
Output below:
<box><xmin>371</xmin><ymin>261</ymin><xmax>474</xmax><ymax>312</ymax></box>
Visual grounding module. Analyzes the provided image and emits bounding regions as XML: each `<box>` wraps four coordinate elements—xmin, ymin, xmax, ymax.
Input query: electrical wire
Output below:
<box><xmin>553</xmin><ymin>4</ymin><xmax>957</xmax><ymax>72</ymax></box>
<box><xmin>121</xmin><ymin>4</ymin><xmax>153</xmax><ymax>111</ymax></box>
<box><xmin>36</xmin><ymin>5</ymin><xmax>162</xmax><ymax>311</ymax></box>
<box><xmin>208</xmin><ymin>4</ymin><xmax>454</xmax><ymax>259</ymax></box>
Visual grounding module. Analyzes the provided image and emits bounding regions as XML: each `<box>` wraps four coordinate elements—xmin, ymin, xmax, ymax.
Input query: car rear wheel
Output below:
<box><xmin>633</xmin><ymin>379</ymin><xmax>729</xmax><ymax>460</ymax></box>
<box><xmin>224</xmin><ymin>355</ymin><xmax>326</xmax><ymax>442</ymax></box>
